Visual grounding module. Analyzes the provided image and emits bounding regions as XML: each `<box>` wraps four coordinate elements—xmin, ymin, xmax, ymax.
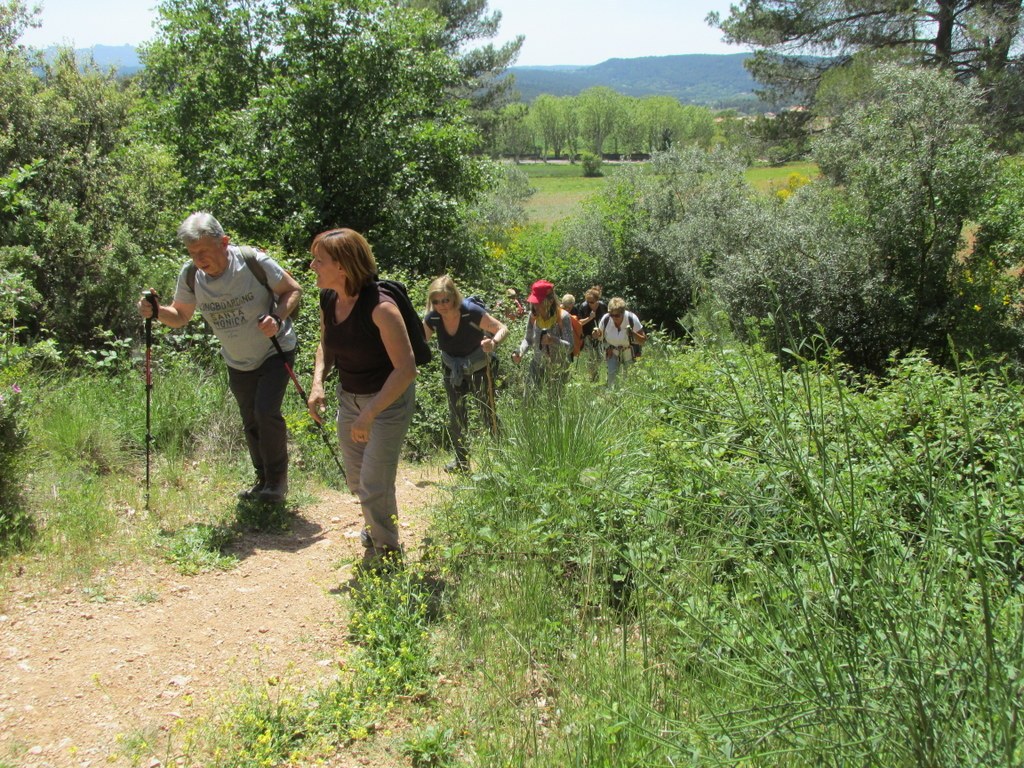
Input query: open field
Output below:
<box><xmin>518</xmin><ymin>160</ymin><xmax>610</xmax><ymax>226</ymax></box>
<box><xmin>519</xmin><ymin>159</ymin><xmax>821</xmax><ymax>225</ymax></box>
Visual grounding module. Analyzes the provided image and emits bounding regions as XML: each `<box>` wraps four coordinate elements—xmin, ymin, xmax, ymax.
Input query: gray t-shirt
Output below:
<box><xmin>174</xmin><ymin>245</ymin><xmax>297</xmax><ymax>371</ymax></box>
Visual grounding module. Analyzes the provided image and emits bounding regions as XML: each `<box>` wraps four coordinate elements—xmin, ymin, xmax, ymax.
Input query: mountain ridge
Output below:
<box><xmin>38</xmin><ymin>46</ymin><xmax>761</xmax><ymax>109</ymax></box>
<box><xmin>507</xmin><ymin>53</ymin><xmax>759</xmax><ymax>108</ymax></box>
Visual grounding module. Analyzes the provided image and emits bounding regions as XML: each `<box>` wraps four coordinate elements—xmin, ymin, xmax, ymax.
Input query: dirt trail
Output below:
<box><xmin>0</xmin><ymin>463</ymin><xmax>442</xmax><ymax>768</ymax></box>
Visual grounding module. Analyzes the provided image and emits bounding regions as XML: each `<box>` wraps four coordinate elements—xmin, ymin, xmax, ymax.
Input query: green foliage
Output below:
<box><xmin>162</xmin><ymin>522</ymin><xmax>237</xmax><ymax>575</ymax></box>
<box><xmin>0</xmin><ymin>379</ymin><xmax>30</xmax><ymax>551</ymax></box>
<box><xmin>810</xmin><ymin>64</ymin><xmax>997</xmax><ymax>367</ymax></box>
<box><xmin>348</xmin><ymin>567</ymin><xmax>435</xmax><ymax>696</ymax></box>
<box><xmin>142</xmin><ymin>0</ymin><xmax>487</xmax><ymax>276</ymax></box>
<box><xmin>974</xmin><ymin>156</ymin><xmax>1024</xmax><ymax>271</ymax></box>
<box><xmin>579</xmin><ymin>151</ymin><xmax>602</xmax><ymax>177</ymax></box>
<box><xmin>402</xmin><ymin>724</ymin><xmax>458</xmax><ymax>768</ymax></box>
<box><xmin>430</xmin><ymin>333</ymin><xmax>1024</xmax><ymax>766</ymax></box>
<box><xmin>0</xmin><ymin>36</ymin><xmax>183</xmax><ymax>354</ymax></box>
<box><xmin>959</xmin><ymin>155</ymin><xmax>1024</xmax><ymax>364</ymax></box>
<box><xmin>711</xmin><ymin>182</ymin><xmax>891</xmax><ymax>369</ymax></box>
<box><xmin>560</xmin><ymin>145</ymin><xmax>754</xmax><ymax>331</ymax></box>
<box><xmin>466</xmin><ymin>161</ymin><xmax>533</xmax><ymax>246</ymax></box>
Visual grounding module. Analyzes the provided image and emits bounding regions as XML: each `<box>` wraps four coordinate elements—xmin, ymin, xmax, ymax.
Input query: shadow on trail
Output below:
<box><xmin>227</xmin><ymin>500</ymin><xmax>327</xmax><ymax>561</ymax></box>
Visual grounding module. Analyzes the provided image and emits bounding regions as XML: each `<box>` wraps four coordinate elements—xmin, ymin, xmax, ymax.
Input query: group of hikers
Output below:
<box><xmin>138</xmin><ymin>213</ymin><xmax>646</xmax><ymax>572</ymax></box>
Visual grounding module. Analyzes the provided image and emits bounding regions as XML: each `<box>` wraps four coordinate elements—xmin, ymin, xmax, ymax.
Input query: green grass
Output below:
<box><xmin>518</xmin><ymin>161</ymin><xmax>612</xmax><ymax>226</ymax></box>
<box><xmin>425</xmin><ymin>337</ymin><xmax>1024</xmax><ymax>766</ymax></box>
<box><xmin>745</xmin><ymin>160</ymin><xmax>821</xmax><ymax>193</ymax></box>
<box><xmin>519</xmin><ymin>160</ymin><xmax>822</xmax><ymax>225</ymax></box>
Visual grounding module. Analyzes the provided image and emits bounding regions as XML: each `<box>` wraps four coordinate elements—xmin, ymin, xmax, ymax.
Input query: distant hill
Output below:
<box><xmin>38</xmin><ymin>47</ymin><xmax>761</xmax><ymax>109</ymax></box>
<box><xmin>506</xmin><ymin>53</ymin><xmax>762</xmax><ymax>110</ymax></box>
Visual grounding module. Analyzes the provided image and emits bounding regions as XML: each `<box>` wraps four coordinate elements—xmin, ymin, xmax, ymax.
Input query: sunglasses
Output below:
<box><xmin>431</xmin><ymin>296</ymin><xmax>452</xmax><ymax>306</ymax></box>
<box><xmin>610</xmin><ymin>312</ymin><xmax>623</xmax><ymax>318</ymax></box>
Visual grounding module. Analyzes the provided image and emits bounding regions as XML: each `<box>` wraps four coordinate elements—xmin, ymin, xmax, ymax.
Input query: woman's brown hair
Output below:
<box><xmin>310</xmin><ymin>228</ymin><xmax>378</xmax><ymax>296</ymax></box>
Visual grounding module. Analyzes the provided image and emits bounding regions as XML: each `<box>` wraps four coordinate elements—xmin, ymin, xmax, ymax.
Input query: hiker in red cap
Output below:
<box><xmin>511</xmin><ymin>279</ymin><xmax>574</xmax><ymax>396</ymax></box>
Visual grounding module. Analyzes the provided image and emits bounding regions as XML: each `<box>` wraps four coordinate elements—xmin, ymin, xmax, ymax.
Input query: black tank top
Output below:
<box><xmin>321</xmin><ymin>285</ymin><xmax>396</xmax><ymax>394</ymax></box>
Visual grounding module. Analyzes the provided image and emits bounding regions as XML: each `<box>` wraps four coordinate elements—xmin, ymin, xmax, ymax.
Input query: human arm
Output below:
<box><xmin>512</xmin><ymin>318</ymin><xmax>533</xmax><ymax>363</ymax></box>
<box><xmin>348</xmin><ymin>301</ymin><xmax>417</xmax><ymax>443</ymax></box>
<box><xmin>138</xmin><ymin>293</ymin><xmax>196</xmax><ymax>328</ymax></box>
<box><xmin>478</xmin><ymin>312</ymin><xmax>507</xmax><ymax>354</ymax></box>
<box><xmin>629</xmin><ymin>313</ymin><xmax>647</xmax><ymax>345</ymax></box>
<box><xmin>257</xmin><ymin>272</ymin><xmax>304</xmax><ymax>338</ymax></box>
<box><xmin>307</xmin><ymin>312</ymin><xmax>332</xmax><ymax>424</ymax></box>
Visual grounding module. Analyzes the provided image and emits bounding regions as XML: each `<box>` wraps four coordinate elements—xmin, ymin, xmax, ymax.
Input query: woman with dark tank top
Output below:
<box><xmin>422</xmin><ymin>275</ymin><xmax>508</xmax><ymax>473</ymax></box>
<box><xmin>307</xmin><ymin>228</ymin><xmax>417</xmax><ymax>571</ymax></box>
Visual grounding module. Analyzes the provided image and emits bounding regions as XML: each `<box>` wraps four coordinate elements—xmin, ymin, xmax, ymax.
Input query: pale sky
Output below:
<box><xmin>18</xmin><ymin>0</ymin><xmax>743</xmax><ymax>66</ymax></box>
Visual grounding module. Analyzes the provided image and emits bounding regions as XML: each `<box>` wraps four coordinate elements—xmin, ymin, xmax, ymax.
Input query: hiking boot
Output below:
<box><xmin>444</xmin><ymin>459</ymin><xmax>469</xmax><ymax>474</ymax></box>
<box><xmin>257</xmin><ymin>475</ymin><xmax>288</xmax><ymax>503</ymax></box>
<box><xmin>359</xmin><ymin>528</ymin><xmax>373</xmax><ymax>549</ymax></box>
<box><xmin>359</xmin><ymin>544</ymin><xmax>404</xmax><ymax>573</ymax></box>
<box><xmin>237</xmin><ymin>478</ymin><xmax>266</xmax><ymax>500</ymax></box>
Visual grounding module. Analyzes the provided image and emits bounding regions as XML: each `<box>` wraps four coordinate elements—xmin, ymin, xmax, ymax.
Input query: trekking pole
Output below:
<box><xmin>260</xmin><ymin>315</ymin><xmax>346</xmax><ymax>481</ymax></box>
<box><xmin>470</xmin><ymin>321</ymin><xmax>500</xmax><ymax>437</ymax></box>
<box><xmin>142</xmin><ymin>290</ymin><xmax>159</xmax><ymax>511</ymax></box>
<box><xmin>483</xmin><ymin>353</ymin><xmax>499</xmax><ymax>437</ymax></box>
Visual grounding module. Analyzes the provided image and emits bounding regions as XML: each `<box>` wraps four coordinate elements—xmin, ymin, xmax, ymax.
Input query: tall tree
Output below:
<box><xmin>711</xmin><ymin>0</ymin><xmax>1024</xmax><ymax>127</ymax></box>
<box><xmin>576</xmin><ymin>87</ymin><xmax>624</xmax><ymax>155</ymax></box>
<box><xmin>529</xmin><ymin>94</ymin><xmax>569</xmax><ymax>159</ymax></box>
<box><xmin>142</xmin><ymin>0</ymin><xmax>486</xmax><ymax>275</ymax></box>
<box><xmin>396</xmin><ymin>0</ymin><xmax>522</xmax><ymax>113</ymax></box>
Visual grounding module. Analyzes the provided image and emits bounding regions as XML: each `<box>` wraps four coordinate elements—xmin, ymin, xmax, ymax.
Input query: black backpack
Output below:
<box><xmin>320</xmin><ymin>279</ymin><xmax>432</xmax><ymax>367</ymax></box>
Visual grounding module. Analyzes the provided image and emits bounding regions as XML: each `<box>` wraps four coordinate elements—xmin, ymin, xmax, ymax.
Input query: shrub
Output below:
<box><xmin>0</xmin><ymin>381</ymin><xmax>32</xmax><ymax>551</ymax></box>
<box><xmin>580</xmin><ymin>151</ymin><xmax>603</xmax><ymax>178</ymax></box>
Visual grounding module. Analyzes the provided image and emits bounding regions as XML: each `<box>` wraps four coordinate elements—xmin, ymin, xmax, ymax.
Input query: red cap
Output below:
<box><xmin>527</xmin><ymin>279</ymin><xmax>554</xmax><ymax>304</ymax></box>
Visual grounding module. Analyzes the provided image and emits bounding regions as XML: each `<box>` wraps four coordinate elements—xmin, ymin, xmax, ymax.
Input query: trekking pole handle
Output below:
<box><xmin>260</xmin><ymin>314</ymin><xmax>309</xmax><ymax>401</ymax></box>
<box><xmin>142</xmin><ymin>290</ymin><xmax>159</xmax><ymax>318</ymax></box>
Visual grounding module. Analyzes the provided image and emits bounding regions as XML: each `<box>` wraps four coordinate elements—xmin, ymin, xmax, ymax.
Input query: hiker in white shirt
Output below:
<box><xmin>594</xmin><ymin>297</ymin><xmax>646</xmax><ymax>388</ymax></box>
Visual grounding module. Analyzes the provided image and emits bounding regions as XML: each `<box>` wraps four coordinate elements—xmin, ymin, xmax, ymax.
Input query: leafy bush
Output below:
<box><xmin>580</xmin><ymin>151</ymin><xmax>603</xmax><ymax>177</ymax></box>
<box><xmin>0</xmin><ymin>381</ymin><xmax>31</xmax><ymax>551</ymax></box>
<box><xmin>810</xmin><ymin>63</ymin><xmax>995</xmax><ymax>368</ymax></box>
<box><xmin>560</xmin><ymin>145</ymin><xmax>754</xmax><ymax>331</ymax></box>
<box><xmin>430</xmin><ymin>332</ymin><xmax>1024</xmax><ymax>766</ymax></box>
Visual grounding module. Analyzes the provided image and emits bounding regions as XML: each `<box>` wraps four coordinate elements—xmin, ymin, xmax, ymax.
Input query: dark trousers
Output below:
<box><xmin>227</xmin><ymin>350</ymin><xmax>292</xmax><ymax>482</ymax></box>
<box><xmin>444</xmin><ymin>364</ymin><xmax>497</xmax><ymax>463</ymax></box>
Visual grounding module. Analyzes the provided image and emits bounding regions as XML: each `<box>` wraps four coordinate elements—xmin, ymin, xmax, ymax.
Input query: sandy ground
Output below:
<box><xmin>0</xmin><ymin>462</ymin><xmax>443</xmax><ymax>768</ymax></box>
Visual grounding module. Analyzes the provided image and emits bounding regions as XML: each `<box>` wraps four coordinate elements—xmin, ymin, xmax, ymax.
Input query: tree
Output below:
<box><xmin>636</xmin><ymin>98</ymin><xmax>717</xmax><ymax>154</ymax></box>
<box><xmin>397</xmin><ymin>0</ymin><xmax>523</xmax><ymax>115</ymax></box>
<box><xmin>529</xmin><ymin>94</ymin><xmax>569</xmax><ymax>159</ymax></box>
<box><xmin>810</xmin><ymin>64</ymin><xmax>995</xmax><ymax>365</ymax></box>
<box><xmin>576</xmin><ymin>87</ymin><xmax>625</xmax><ymax>156</ymax></box>
<box><xmin>1</xmin><ymin>7</ymin><xmax>183</xmax><ymax>351</ymax></box>
<box><xmin>496</xmin><ymin>102</ymin><xmax>533</xmax><ymax>160</ymax></box>
<box><xmin>142</xmin><ymin>0</ymin><xmax>487</xmax><ymax>276</ymax></box>
<box><xmin>711</xmin><ymin>0</ymin><xmax>1024</xmax><ymax>135</ymax></box>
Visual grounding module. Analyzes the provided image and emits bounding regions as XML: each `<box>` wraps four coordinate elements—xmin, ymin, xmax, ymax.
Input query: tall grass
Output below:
<box><xmin>1</xmin><ymin>363</ymin><xmax>250</xmax><ymax>594</ymax></box>
<box><xmin>430</xmin><ymin>335</ymin><xmax>1024</xmax><ymax>766</ymax></box>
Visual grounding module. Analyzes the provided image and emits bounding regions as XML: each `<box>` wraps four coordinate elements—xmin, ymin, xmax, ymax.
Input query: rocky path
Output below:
<box><xmin>0</xmin><ymin>463</ymin><xmax>441</xmax><ymax>767</ymax></box>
